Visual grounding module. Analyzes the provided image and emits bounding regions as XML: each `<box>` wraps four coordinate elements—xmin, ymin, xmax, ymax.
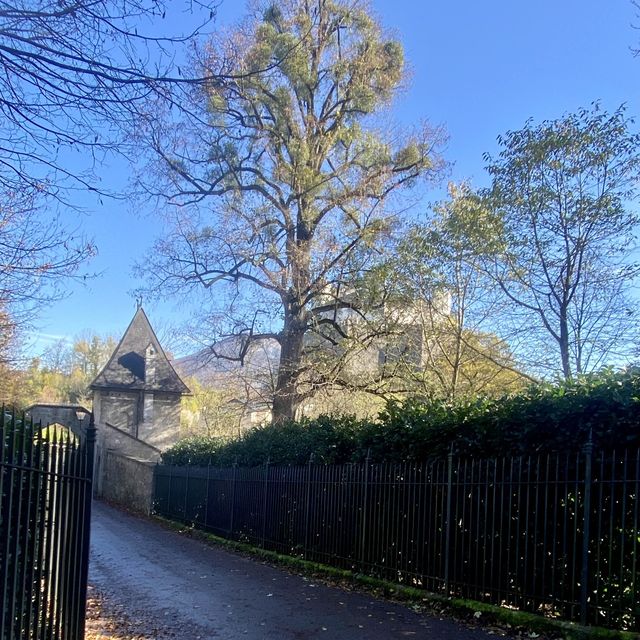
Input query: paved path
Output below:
<box><xmin>89</xmin><ymin>501</ymin><xmax>501</xmax><ymax>639</ymax></box>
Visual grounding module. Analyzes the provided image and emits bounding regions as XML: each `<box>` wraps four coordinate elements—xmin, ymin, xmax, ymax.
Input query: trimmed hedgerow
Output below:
<box><xmin>163</xmin><ymin>414</ymin><xmax>363</xmax><ymax>467</ymax></box>
<box><xmin>162</xmin><ymin>368</ymin><xmax>640</xmax><ymax>467</ymax></box>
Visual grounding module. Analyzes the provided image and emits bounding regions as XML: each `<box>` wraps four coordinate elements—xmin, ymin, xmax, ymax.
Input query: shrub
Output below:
<box><xmin>163</xmin><ymin>368</ymin><xmax>640</xmax><ymax>466</ymax></box>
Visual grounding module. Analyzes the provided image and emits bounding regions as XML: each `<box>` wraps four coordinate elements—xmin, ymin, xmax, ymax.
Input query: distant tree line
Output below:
<box><xmin>0</xmin><ymin>333</ymin><xmax>115</xmax><ymax>408</ymax></box>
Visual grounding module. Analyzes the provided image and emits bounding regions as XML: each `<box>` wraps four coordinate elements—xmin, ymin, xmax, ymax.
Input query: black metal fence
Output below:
<box><xmin>154</xmin><ymin>442</ymin><xmax>640</xmax><ymax>632</ymax></box>
<box><xmin>0</xmin><ymin>410</ymin><xmax>96</xmax><ymax>640</ymax></box>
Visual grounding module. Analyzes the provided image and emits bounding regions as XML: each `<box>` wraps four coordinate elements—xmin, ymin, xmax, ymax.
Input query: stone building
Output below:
<box><xmin>90</xmin><ymin>307</ymin><xmax>189</xmax><ymax>509</ymax></box>
<box><xmin>91</xmin><ymin>306</ymin><xmax>189</xmax><ymax>452</ymax></box>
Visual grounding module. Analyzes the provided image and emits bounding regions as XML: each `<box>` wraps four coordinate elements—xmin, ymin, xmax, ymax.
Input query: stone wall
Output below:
<box><xmin>93</xmin><ymin>385</ymin><xmax>182</xmax><ymax>507</ymax></box>
<box><xmin>99</xmin><ymin>421</ymin><xmax>161</xmax><ymax>460</ymax></box>
<box><xmin>100</xmin><ymin>450</ymin><xmax>155</xmax><ymax>515</ymax></box>
<box><xmin>95</xmin><ymin>421</ymin><xmax>161</xmax><ymax>496</ymax></box>
<box><xmin>94</xmin><ymin>389</ymin><xmax>182</xmax><ymax>450</ymax></box>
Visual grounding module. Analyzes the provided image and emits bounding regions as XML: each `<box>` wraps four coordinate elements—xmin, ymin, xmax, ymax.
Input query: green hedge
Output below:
<box><xmin>163</xmin><ymin>368</ymin><xmax>640</xmax><ymax>466</ymax></box>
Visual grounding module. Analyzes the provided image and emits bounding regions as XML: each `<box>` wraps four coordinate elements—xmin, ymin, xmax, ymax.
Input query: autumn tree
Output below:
<box><xmin>71</xmin><ymin>333</ymin><xmax>117</xmax><ymax>380</ymax></box>
<box><xmin>138</xmin><ymin>0</ymin><xmax>445</xmax><ymax>422</ymax></box>
<box><xmin>14</xmin><ymin>333</ymin><xmax>117</xmax><ymax>406</ymax></box>
<box><xmin>483</xmin><ymin>106</ymin><xmax>640</xmax><ymax>378</ymax></box>
<box><xmin>180</xmin><ymin>377</ymin><xmax>246</xmax><ymax>439</ymax></box>
<box><xmin>384</xmin><ymin>183</ymin><xmax>528</xmax><ymax>399</ymax></box>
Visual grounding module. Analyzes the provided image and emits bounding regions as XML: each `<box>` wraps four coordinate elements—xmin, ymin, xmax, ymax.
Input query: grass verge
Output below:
<box><xmin>152</xmin><ymin>514</ymin><xmax>637</xmax><ymax>640</ymax></box>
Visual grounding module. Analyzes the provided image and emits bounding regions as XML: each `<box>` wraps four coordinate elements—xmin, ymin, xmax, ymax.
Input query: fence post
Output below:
<box><xmin>78</xmin><ymin>413</ymin><xmax>96</xmax><ymax>640</ymax></box>
<box><xmin>204</xmin><ymin>461</ymin><xmax>211</xmax><ymax>529</ymax></box>
<box><xmin>151</xmin><ymin>462</ymin><xmax>158</xmax><ymax>516</ymax></box>
<box><xmin>303</xmin><ymin>454</ymin><xmax>314</xmax><ymax>559</ymax></box>
<box><xmin>167</xmin><ymin>464</ymin><xmax>173</xmax><ymax>517</ymax></box>
<box><xmin>444</xmin><ymin>444</ymin><xmax>454</xmax><ymax>595</ymax></box>
<box><xmin>184</xmin><ymin>465</ymin><xmax>190</xmax><ymax>521</ymax></box>
<box><xmin>0</xmin><ymin>408</ymin><xmax>17</xmax><ymax>640</ymax></box>
<box><xmin>229</xmin><ymin>459</ymin><xmax>237</xmax><ymax>538</ymax></box>
<box><xmin>359</xmin><ymin>449</ymin><xmax>371</xmax><ymax>572</ymax></box>
<box><xmin>580</xmin><ymin>430</ymin><xmax>594</xmax><ymax>626</ymax></box>
<box><xmin>261</xmin><ymin>457</ymin><xmax>271</xmax><ymax>548</ymax></box>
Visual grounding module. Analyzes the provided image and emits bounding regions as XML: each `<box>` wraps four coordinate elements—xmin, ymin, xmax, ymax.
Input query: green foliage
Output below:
<box><xmin>376</xmin><ymin>183</ymin><xmax>525</xmax><ymax>399</ymax></box>
<box><xmin>164</xmin><ymin>414</ymin><xmax>363</xmax><ymax>466</ymax></box>
<box><xmin>163</xmin><ymin>368</ymin><xmax>640</xmax><ymax>466</ymax></box>
<box><xmin>380</xmin><ymin>367</ymin><xmax>640</xmax><ymax>458</ymax></box>
<box><xmin>161</xmin><ymin>435</ymin><xmax>226</xmax><ymax>466</ymax></box>
<box><xmin>483</xmin><ymin>105</ymin><xmax>640</xmax><ymax>378</ymax></box>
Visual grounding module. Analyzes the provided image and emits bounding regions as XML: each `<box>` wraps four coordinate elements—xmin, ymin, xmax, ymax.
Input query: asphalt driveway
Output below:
<box><xmin>89</xmin><ymin>501</ymin><xmax>502</xmax><ymax>639</ymax></box>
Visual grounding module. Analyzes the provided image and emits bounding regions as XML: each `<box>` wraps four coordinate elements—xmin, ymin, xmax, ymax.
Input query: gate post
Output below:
<box><xmin>151</xmin><ymin>462</ymin><xmax>158</xmax><ymax>516</ymax></box>
<box><xmin>78</xmin><ymin>413</ymin><xmax>96</xmax><ymax>640</ymax></box>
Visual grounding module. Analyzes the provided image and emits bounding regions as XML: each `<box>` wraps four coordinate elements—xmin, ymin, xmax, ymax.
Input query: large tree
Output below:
<box><xmin>483</xmin><ymin>105</ymin><xmax>640</xmax><ymax>378</ymax></box>
<box><xmin>138</xmin><ymin>0</ymin><xmax>445</xmax><ymax>422</ymax></box>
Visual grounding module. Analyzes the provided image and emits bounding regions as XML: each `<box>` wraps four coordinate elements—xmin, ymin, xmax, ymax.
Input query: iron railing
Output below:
<box><xmin>0</xmin><ymin>409</ymin><xmax>96</xmax><ymax>640</ymax></box>
<box><xmin>154</xmin><ymin>443</ymin><xmax>640</xmax><ymax>633</ymax></box>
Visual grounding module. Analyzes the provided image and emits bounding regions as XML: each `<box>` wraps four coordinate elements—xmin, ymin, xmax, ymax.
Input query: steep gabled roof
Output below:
<box><xmin>90</xmin><ymin>307</ymin><xmax>190</xmax><ymax>394</ymax></box>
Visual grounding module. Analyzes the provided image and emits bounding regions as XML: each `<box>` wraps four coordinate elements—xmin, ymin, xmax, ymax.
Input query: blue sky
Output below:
<box><xmin>27</xmin><ymin>0</ymin><xmax>640</xmax><ymax>356</ymax></box>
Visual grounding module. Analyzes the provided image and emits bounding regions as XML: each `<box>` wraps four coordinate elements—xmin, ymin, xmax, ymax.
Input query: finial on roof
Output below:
<box><xmin>135</xmin><ymin>295</ymin><xmax>143</xmax><ymax>310</ymax></box>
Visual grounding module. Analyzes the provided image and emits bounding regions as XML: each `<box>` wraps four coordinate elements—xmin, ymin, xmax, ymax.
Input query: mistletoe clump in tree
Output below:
<box><xmin>140</xmin><ymin>0</ymin><xmax>445</xmax><ymax>422</ymax></box>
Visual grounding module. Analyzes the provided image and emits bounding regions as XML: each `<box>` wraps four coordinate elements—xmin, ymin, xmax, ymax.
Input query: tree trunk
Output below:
<box><xmin>272</xmin><ymin>315</ymin><xmax>305</xmax><ymax>424</ymax></box>
<box><xmin>272</xmin><ymin>222</ymin><xmax>311</xmax><ymax>424</ymax></box>
<box><xmin>559</xmin><ymin>305</ymin><xmax>572</xmax><ymax>379</ymax></box>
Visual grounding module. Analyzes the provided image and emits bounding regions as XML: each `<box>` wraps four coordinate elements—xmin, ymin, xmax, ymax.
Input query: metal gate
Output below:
<box><xmin>0</xmin><ymin>409</ymin><xmax>96</xmax><ymax>639</ymax></box>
